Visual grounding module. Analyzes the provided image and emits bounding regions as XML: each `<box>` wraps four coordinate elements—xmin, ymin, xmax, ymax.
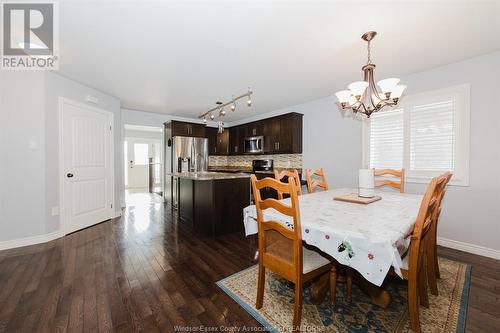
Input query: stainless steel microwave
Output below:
<box><xmin>244</xmin><ymin>136</ymin><xmax>264</xmax><ymax>154</ymax></box>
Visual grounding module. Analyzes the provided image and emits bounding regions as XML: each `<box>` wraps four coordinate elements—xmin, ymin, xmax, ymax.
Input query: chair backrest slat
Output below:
<box><xmin>305</xmin><ymin>168</ymin><xmax>328</xmax><ymax>193</ymax></box>
<box><xmin>374</xmin><ymin>168</ymin><xmax>405</xmax><ymax>193</ymax></box>
<box><xmin>274</xmin><ymin>169</ymin><xmax>302</xmax><ymax>199</ymax></box>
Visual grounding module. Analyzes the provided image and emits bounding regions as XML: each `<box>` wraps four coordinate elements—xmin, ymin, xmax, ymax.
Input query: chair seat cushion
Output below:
<box><xmin>303</xmin><ymin>246</ymin><xmax>330</xmax><ymax>273</ymax></box>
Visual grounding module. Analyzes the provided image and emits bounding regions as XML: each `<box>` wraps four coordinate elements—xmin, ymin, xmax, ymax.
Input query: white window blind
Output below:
<box><xmin>410</xmin><ymin>100</ymin><xmax>454</xmax><ymax>171</ymax></box>
<box><xmin>369</xmin><ymin>108</ymin><xmax>403</xmax><ymax>170</ymax></box>
<box><xmin>364</xmin><ymin>84</ymin><xmax>470</xmax><ymax>186</ymax></box>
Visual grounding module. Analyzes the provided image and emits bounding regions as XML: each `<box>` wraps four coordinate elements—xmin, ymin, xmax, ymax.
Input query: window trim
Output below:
<box><xmin>362</xmin><ymin>84</ymin><xmax>470</xmax><ymax>186</ymax></box>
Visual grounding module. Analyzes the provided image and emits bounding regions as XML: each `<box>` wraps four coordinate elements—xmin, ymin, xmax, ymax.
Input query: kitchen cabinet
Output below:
<box><xmin>206</xmin><ymin>127</ymin><xmax>218</xmax><ymax>155</ymax></box>
<box><xmin>197</xmin><ymin>112</ymin><xmax>303</xmax><ymax>156</ymax></box>
<box><xmin>246</xmin><ymin>121</ymin><xmax>264</xmax><ymax>137</ymax></box>
<box><xmin>217</xmin><ymin>130</ymin><xmax>230</xmax><ymax>155</ymax></box>
<box><xmin>171</xmin><ymin>121</ymin><xmax>205</xmax><ymax>137</ymax></box>
<box><xmin>206</xmin><ymin>127</ymin><xmax>229</xmax><ymax>155</ymax></box>
<box><xmin>229</xmin><ymin>125</ymin><xmax>245</xmax><ymax>155</ymax></box>
<box><xmin>263</xmin><ymin>117</ymin><xmax>280</xmax><ymax>153</ymax></box>
<box><xmin>263</xmin><ymin>113</ymin><xmax>303</xmax><ymax>154</ymax></box>
<box><xmin>178</xmin><ymin>176</ymin><xmax>251</xmax><ymax>237</ymax></box>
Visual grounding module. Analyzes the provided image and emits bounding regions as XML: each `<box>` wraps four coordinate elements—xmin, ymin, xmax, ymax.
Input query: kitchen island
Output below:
<box><xmin>169</xmin><ymin>172</ymin><xmax>251</xmax><ymax>237</ymax></box>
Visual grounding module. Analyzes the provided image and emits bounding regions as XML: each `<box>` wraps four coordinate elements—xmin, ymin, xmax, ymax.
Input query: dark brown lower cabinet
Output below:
<box><xmin>178</xmin><ymin>177</ymin><xmax>251</xmax><ymax>237</ymax></box>
<box><xmin>179</xmin><ymin>178</ymin><xmax>194</xmax><ymax>225</ymax></box>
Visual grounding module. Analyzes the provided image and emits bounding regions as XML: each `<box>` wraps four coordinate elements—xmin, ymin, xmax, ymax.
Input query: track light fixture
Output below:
<box><xmin>247</xmin><ymin>88</ymin><xmax>252</xmax><ymax>107</ymax></box>
<box><xmin>199</xmin><ymin>89</ymin><xmax>253</xmax><ymax>121</ymax></box>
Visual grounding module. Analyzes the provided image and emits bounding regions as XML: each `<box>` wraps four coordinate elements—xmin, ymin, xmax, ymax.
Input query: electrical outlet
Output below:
<box><xmin>51</xmin><ymin>206</ymin><xmax>60</xmax><ymax>216</ymax></box>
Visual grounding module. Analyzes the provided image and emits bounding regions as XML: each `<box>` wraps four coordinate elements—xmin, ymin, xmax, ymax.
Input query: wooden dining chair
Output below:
<box><xmin>305</xmin><ymin>168</ymin><xmax>328</xmax><ymax>193</ymax></box>
<box><xmin>374</xmin><ymin>168</ymin><xmax>405</xmax><ymax>193</ymax></box>
<box><xmin>274</xmin><ymin>169</ymin><xmax>302</xmax><ymax>199</ymax></box>
<box><xmin>342</xmin><ymin>175</ymin><xmax>441</xmax><ymax>333</ymax></box>
<box><xmin>304</xmin><ymin>168</ymin><xmax>353</xmax><ymax>303</ymax></box>
<box><xmin>399</xmin><ymin>175</ymin><xmax>444</xmax><ymax>333</ymax></box>
<box><xmin>426</xmin><ymin>172</ymin><xmax>453</xmax><ymax>296</ymax></box>
<box><xmin>250</xmin><ymin>174</ymin><xmax>333</xmax><ymax>330</ymax></box>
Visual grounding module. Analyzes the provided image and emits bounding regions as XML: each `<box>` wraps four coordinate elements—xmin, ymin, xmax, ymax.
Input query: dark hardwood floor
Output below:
<box><xmin>0</xmin><ymin>192</ymin><xmax>499</xmax><ymax>332</ymax></box>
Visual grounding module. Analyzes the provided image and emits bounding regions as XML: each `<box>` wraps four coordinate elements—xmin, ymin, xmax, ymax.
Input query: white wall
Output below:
<box><xmin>124</xmin><ymin>129</ymin><xmax>163</xmax><ymax>140</ymax></box>
<box><xmin>0</xmin><ymin>72</ymin><xmax>46</xmax><ymax>241</ymax></box>
<box><xmin>0</xmin><ymin>71</ymin><xmax>122</xmax><ymax>245</ymax></box>
<box><xmin>399</xmin><ymin>52</ymin><xmax>500</xmax><ymax>256</ymax></box>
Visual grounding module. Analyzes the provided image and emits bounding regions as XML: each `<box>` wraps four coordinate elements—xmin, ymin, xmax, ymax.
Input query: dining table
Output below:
<box><xmin>243</xmin><ymin>188</ymin><xmax>423</xmax><ymax>308</ymax></box>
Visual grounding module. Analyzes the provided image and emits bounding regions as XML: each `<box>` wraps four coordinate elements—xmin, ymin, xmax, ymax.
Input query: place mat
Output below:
<box><xmin>334</xmin><ymin>193</ymin><xmax>382</xmax><ymax>204</ymax></box>
<box><xmin>217</xmin><ymin>257</ymin><xmax>471</xmax><ymax>333</ymax></box>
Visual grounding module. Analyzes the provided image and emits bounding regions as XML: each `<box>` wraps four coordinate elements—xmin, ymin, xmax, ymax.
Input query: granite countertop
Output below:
<box><xmin>208</xmin><ymin>166</ymin><xmax>302</xmax><ymax>174</ymax></box>
<box><xmin>168</xmin><ymin>171</ymin><xmax>251</xmax><ymax>180</ymax></box>
<box><xmin>208</xmin><ymin>166</ymin><xmax>253</xmax><ymax>173</ymax></box>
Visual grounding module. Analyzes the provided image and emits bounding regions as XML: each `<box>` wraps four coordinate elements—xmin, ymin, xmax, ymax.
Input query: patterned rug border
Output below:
<box><xmin>456</xmin><ymin>264</ymin><xmax>472</xmax><ymax>333</ymax></box>
<box><xmin>216</xmin><ymin>265</ymin><xmax>279</xmax><ymax>333</ymax></box>
<box><xmin>216</xmin><ymin>263</ymin><xmax>472</xmax><ymax>333</ymax></box>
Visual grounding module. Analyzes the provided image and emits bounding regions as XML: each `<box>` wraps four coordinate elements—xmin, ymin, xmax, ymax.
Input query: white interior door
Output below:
<box><xmin>60</xmin><ymin>98</ymin><xmax>114</xmax><ymax>234</ymax></box>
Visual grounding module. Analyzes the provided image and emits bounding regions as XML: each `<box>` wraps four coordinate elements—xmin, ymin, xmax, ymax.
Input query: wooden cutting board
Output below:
<box><xmin>334</xmin><ymin>193</ymin><xmax>382</xmax><ymax>204</ymax></box>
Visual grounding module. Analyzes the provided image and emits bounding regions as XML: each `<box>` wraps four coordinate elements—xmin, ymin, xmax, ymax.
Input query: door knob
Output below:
<box><xmin>66</xmin><ymin>173</ymin><xmax>74</xmax><ymax>178</ymax></box>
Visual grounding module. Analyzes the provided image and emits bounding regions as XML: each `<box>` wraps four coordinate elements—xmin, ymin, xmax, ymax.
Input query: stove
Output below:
<box><xmin>252</xmin><ymin>159</ymin><xmax>274</xmax><ymax>172</ymax></box>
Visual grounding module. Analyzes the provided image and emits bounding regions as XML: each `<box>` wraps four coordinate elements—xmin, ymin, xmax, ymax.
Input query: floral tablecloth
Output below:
<box><xmin>243</xmin><ymin>188</ymin><xmax>423</xmax><ymax>286</ymax></box>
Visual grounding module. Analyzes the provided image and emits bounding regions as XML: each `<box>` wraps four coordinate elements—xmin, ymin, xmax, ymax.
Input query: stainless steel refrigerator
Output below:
<box><xmin>164</xmin><ymin>135</ymin><xmax>208</xmax><ymax>208</ymax></box>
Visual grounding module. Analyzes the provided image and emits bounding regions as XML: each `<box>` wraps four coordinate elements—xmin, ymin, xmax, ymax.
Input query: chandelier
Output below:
<box><xmin>335</xmin><ymin>31</ymin><xmax>406</xmax><ymax>118</ymax></box>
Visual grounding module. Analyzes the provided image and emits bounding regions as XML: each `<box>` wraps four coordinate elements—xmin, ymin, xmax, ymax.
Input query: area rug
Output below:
<box><xmin>217</xmin><ymin>258</ymin><xmax>471</xmax><ymax>332</ymax></box>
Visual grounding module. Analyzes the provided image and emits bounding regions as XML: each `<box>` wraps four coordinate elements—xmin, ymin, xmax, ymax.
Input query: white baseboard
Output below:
<box><xmin>0</xmin><ymin>230</ymin><xmax>63</xmax><ymax>251</ymax></box>
<box><xmin>437</xmin><ymin>237</ymin><xmax>500</xmax><ymax>260</ymax></box>
<box><xmin>0</xmin><ymin>210</ymin><xmax>122</xmax><ymax>251</ymax></box>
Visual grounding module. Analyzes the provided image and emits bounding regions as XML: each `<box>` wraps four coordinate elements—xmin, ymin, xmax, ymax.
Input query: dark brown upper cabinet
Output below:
<box><xmin>245</xmin><ymin>121</ymin><xmax>264</xmax><ymax>137</ymax></box>
<box><xmin>170</xmin><ymin>121</ymin><xmax>205</xmax><ymax>138</ymax></box>
<box><xmin>263</xmin><ymin>113</ymin><xmax>303</xmax><ymax>154</ymax></box>
<box><xmin>229</xmin><ymin>125</ymin><xmax>246</xmax><ymax>155</ymax></box>
<box><xmin>204</xmin><ymin>112</ymin><xmax>302</xmax><ymax>156</ymax></box>
<box><xmin>206</xmin><ymin>127</ymin><xmax>218</xmax><ymax>155</ymax></box>
<box><xmin>217</xmin><ymin>130</ymin><xmax>230</xmax><ymax>155</ymax></box>
<box><xmin>207</xmin><ymin>127</ymin><xmax>230</xmax><ymax>156</ymax></box>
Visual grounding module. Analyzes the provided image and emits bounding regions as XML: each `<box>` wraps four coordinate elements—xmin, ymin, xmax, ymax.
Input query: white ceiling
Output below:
<box><xmin>59</xmin><ymin>0</ymin><xmax>500</xmax><ymax>122</ymax></box>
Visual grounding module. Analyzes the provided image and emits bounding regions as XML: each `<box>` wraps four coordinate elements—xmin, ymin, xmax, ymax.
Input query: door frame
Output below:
<box><xmin>58</xmin><ymin>97</ymin><xmax>115</xmax><ymax>235</ymax></box>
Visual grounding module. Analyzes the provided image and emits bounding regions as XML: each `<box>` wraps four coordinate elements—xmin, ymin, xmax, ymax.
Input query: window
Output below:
<box><xmin>363</xmin><ymin>84</ymin><xmax>470</xmax><ymax>186</ymax></box>
<box><xmin>369</xmin><ymin>108</ymin><xmax>404</xmax><ymax>170</ymax></box>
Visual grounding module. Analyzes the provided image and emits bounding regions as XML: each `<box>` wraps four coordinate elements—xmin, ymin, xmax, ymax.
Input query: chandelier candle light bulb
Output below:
<box><xmin>335</xmin><ymin>31</ymin><xmax>406</xmax><ymax>118</ymax></box>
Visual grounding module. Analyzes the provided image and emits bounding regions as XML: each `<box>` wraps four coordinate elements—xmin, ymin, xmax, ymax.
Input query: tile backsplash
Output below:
<box><xmin>209</xmin><ymin>154</ymin><xmax>302</xmax><ymax>169</ymax></box>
